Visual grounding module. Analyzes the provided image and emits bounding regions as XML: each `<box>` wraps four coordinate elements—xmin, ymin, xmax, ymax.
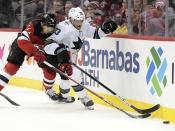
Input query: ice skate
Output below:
<box><xmin>79</xmin><ymin>95</ymin><xmax>94</xmax><ymax>110</ymax></box>
<box><xmin>45</xmin><ymin>88</ymin><xmax>60</xmax><ymax>101</ymax></box>
<box><xmin>57</xmin><ymin>93</ymin><xmax>75</xmax><ymax>103</ymax></box>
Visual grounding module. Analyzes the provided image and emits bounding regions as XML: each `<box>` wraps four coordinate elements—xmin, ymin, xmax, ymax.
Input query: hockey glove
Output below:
<box><xmin>101</xmin><ymin>20</ymin><xmax>118</xmax><ymax>34</ymax></box>
<box><xmin>59</xmin><ymin>63</ymin><xmax>72</xmax><ymax>76</ymax></box>
<box><xmin>33</xmin><ymin>48</ymin><xmax>46</xmax><ymax>64</ymax></box>
<box><xmin>56</xmin><ymin>44</ymin><xmax>70</xmax><ymax>64</ymax></box>
<box><xmin>72</xmin><ymin>37</ymin><xmax>83</xmax><ymax>50</ymax></box>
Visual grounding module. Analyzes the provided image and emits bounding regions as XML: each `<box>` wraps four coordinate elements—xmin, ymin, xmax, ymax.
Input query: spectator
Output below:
<box><xmin>113</xmin><ymin>10</ymin><xmax>128</xmax><ymax>35</ymax></box>
<box><xmin>48</xmin><ymin>0</ymin><xmax>65</xmax><ymax>23</ymax></box>
<box><xmin>14</xmin><ymin>0</ymin><xmax>38</xmax><ymax>26</ymax></box>
<box><xmin>24</xmin><ymin>0</ymin><xmax>38</xmax><ymax>20</ymax></box>
<box><xmin>35</xmin><ymin>0</ymin><xmax>45</xmax><ymax>15</ymax></box>
<box><xmin>134</xmin><ymin>0</ymin><xmax>165</xmax><ymax>35</ymax></box>
<box><xmin>142</xmin><ymin>0</ymin><xmax>165</xmax><ymax>36</ymax></box>
<box><xmin>169</xmin><ymin>0</ymin><xmax>175</xmax><ymax>12</ymax></box>
<box><xmin>144</xmin><ymin>16</ymin><xmax>165</xmax><ymax>36</ymax></box>
<box><xmin>109</xmin><ymin>0</ymin><xmax>122</xmax><ymax>18</ymax></box>
<box><xmin>72</xmin><ymin>0</ymin><xmax>81</xmax><ymax>7</ymax></box>
<box><xmin>85</xmin><ymin>1</ymin><xmax>105</xmax><ymax>26</ymax></box>
<box><xmin>49</xmin><ymin>0</ymin><xmax>64</xmax><ymax>15</ymax></box>
<box><xmin>0</xmin><ymin>0</ymin><xmax>14</xmax><ymax>28</ymax></box>
<box><xmin>96</xmin><ymin>0</ymin><xmax>111</xmax><ymax>17</ymax></box>
<box><xmin>163</xmin><ymin>5</ymin><xmax>175</xmax><ymax>37</ymax></box>
<box><xmin>65</xmin><ymin>0</ymin><xmax>74</xmax><ymax>16</ymax></box>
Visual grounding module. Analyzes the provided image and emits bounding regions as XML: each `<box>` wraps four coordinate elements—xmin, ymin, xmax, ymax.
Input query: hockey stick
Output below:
<box><xmin>0</xmin><ymin>92</ymin><xmax>20</xmax><ymax>106</ymax></box>
<box><xmin>43</xmin><ymin>61</ymin><xmax>150</xmax><ymax>119</ymax></box>
<box><xmin>71</xmin><ymin>62</ymin><xmax>160</xmax><ymax>114</ymax></box>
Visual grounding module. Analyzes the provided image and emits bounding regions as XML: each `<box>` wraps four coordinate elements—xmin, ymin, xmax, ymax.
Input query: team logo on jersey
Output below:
<box><xmin>146</xmin><ymin>47</ymin><xmax>167</xmax><ymax>97</ymax></box>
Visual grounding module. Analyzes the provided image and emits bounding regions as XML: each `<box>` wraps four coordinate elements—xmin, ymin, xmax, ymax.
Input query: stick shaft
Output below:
<box><xmin>43</xmin><ymin>61</ymin><xmax>150</xmax><ymax>118</ymax></box>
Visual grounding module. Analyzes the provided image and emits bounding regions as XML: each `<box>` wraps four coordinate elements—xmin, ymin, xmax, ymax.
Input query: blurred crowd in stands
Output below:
<box><xmin>0</xmin><ymin>0</ymin><xmax>175</xmax><ymax>37</ymax></box>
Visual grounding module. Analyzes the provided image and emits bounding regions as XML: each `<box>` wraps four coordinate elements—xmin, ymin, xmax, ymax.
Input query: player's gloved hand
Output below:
<box><xmin>59</xmin><ymin>63</ymin><xmax>72</xmax><ymax>76</ymax></box>
<box><xmin>33</xmin><ymin>48</ymin><xmax>46</xmax><ymax>64</ymax></box>
<box><xmin>56</xmin><ymin>44</ymin><xmax>70</xmax><ymax>64</ymax></box>
<box><xmin>72</xmin><ymin>37</ymin><xmax>83</xmax><ymax>50</ymax></box>
<box><xmin>101</xmin><ymin>20</ymin><xmax>118</xmax><ymax>34</ymax></box>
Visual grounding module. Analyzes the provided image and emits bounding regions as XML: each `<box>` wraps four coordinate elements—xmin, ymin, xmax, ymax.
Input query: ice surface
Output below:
<box><xmin>0</xmin><ymin>86</ymin><xmax>174</xmax><ymax>131</ymax></box>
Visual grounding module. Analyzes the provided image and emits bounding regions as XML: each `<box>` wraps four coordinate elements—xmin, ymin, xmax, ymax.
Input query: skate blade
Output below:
<box><xmin>57</xmin><ymin>99</ymin><xmax>75</xmax><ymax>103</ymax></box>
<box><xmin>85</xmin><ymin>106</ymin><xmax>94</xmax><ymax>110</ymax></box>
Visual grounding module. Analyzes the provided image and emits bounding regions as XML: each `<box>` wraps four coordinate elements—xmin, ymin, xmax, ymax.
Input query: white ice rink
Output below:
<box><xmin>0</xmin><ymin>86</ymin><xmax>174</xmax><ymax>131</ymax></box>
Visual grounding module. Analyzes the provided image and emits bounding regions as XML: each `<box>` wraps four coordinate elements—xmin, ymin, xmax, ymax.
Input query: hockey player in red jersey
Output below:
<box><xmin>0</xmin><ymin>13</ymin><xmax>56</xmax><ymax>95</ymax></box>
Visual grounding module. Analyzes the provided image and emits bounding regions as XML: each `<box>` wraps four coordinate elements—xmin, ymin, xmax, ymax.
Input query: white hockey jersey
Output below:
<box><xmin>44</xmin><ymin>19</ymin><xmax>106</xmax><ymax>63</ymax></box>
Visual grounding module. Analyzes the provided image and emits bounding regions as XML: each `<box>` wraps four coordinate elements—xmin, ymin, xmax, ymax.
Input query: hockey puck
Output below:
<box><xmin>163</xmin><ymin>121</ymin><xmax>170</xmax><ymax>124</ymax></box>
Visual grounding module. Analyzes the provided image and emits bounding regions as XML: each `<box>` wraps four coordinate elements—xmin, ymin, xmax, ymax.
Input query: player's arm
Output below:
<box><xmin>44</xmin><ymin>42</ymin><xmax>72</xmax><ymax>76</ymax></box>
<box><xmin>17</xmin><ymin>22</ymin><xmax>45</xmax><ymax>64</ymax></box>
<box><xmin>85</xmin><ymin>20</ymin><xmax>118</xmax><ymax>39</ymax></box>
<box><xmin>46</xmin><ymin>24</ymin><xmax>65</xmax><ymax>44</ymax></box>
<box><xmin>17</xmin><ymin>22</ymin><xmax>36</xmax><ymax>56</ymax></box>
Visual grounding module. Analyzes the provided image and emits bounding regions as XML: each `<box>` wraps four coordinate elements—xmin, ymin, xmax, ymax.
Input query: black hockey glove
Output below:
<box><xmin>56</xmin><ymin>45</ymin><xmax>72</xmax><ymax>76</ymax></box>
<box><xmin>72</xmin><ymin>37</ymin><xmax>83</xmax><ymax>50</ymax></box>
<box><xmin>101</xmin><ymin>20</ymin><xmax>118</xmax><ymax>34</ymax></box>
<box><xmin>56</xmin><ymin>45</ymin><xmax>70</xmax><ymax>64</ymax></box>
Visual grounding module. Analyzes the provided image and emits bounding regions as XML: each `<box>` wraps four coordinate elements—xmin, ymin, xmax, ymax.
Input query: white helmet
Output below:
<box><xmin>68</xmin><ymin>7</ymin><xmax>85</xmax><ymax>21</ymax></box>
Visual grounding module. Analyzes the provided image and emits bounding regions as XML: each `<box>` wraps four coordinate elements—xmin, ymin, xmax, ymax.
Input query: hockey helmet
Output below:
<box><xmin>41</xmin><ymin>13</ymin><xmax>56</xmax><ymax>27</ymax></box>
<box><xmin>68</xmin><ymin>7</ymin><xmax>85</xmax><ymax>21</ymax></box>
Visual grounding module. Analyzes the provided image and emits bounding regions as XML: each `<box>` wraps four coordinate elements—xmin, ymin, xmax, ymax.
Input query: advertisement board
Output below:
<box><xmin>77</xmin><ymin>37</ymin><xmax>175</xmax><ymax>109</ymax></box>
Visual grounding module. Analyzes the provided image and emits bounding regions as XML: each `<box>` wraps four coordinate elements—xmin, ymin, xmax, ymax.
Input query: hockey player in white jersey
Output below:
<box><xmin>42</xmin><ymin>7</ymin><xmax>118</xmax><ymax>110</ymax></box>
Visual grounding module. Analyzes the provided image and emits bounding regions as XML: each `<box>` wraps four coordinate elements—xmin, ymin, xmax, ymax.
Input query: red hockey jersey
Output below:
<box><xmin>17</xmin><ymin>20</ymin><xmax>51</xmax><ymax>56</ymax></box>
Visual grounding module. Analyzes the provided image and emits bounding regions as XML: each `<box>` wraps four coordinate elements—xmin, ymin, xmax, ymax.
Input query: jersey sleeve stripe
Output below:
<box><xmin>18</xmin><ymin>31</ymin><xmax>30</xmax><ymax>40</ymax></box>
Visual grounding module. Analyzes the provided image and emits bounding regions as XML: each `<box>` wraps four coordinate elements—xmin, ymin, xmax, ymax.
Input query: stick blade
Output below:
<box><xmin>126</xmin><ymin>111</ymin><xmax>151</xmax><ymax>119</ymax></box>
<box><xmin>0</xmin><ymin>93</ymin><xmax>20</xmax><ymax>106</ymax></box>
<box><xmin>131</xmin><ymin>113</ymin><xmax>151</xmax><ymax>119</ymax></box>
<box><xmin>138</xmin><ymin>113</ymin><xmax>151</xmax><ymax>118</ymax></box>
<box><xmin>132</xmin><ymin>104</ymin><xmax>160</xmax><ymax>114</ymax></box>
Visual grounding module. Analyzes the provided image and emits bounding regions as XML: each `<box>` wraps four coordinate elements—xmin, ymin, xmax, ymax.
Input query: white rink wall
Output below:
<box><xmin>77</xmin><ymin>37</ymin><xmax>175</xmax><ymax>110</ymax></box>
<box><xmin>0</xmin><ymin>31</ymin><xmax>175</xmax><ymax>122</ymax></box>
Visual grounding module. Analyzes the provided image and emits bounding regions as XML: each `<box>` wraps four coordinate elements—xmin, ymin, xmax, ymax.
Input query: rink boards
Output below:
<box><xmin>0</xmin><ymin>31</ymin><xmax>175</xmax><ymax>122</ymax></box>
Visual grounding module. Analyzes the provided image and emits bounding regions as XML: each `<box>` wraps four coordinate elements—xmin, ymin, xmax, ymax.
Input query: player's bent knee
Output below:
<box><xmin>42</xmin><ymin>68</ymin><xmax>56</xmax><ymax>80</ymax></box>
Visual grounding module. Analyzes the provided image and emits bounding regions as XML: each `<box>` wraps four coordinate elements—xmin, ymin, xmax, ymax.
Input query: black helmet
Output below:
<box><xmin>41</xmin><ymin>13</ymin><xmax>56</xmax><ymax>27</ymax></box>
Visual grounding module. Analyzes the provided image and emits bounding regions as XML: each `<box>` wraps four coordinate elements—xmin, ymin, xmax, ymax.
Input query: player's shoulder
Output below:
<box><xmin>29</xmin><ymin>19</ymin><xmax>41</xmax><ymax>29</ymax></box>
<box><xmin>47</xmin><ymin>20</ymin><xmax>70</xmax><ymax>40</ymax></box>
<box><xmin>84</xmin><ymin>19</ymin><xmax>93</xmax><ymax>26</ymax></box>
<box><xmin>24</xmin><ymin>19</ymin><xmax>41</xmax><ymax>34</ymax></box>
<box><xmin>81</xmin><ymin>19</ymin><xmax>91</xmax><ymax>29</ymax></box>
<box><xmin>57</xmin><ymin>20</ymin><xmax>71</xmax><ymax>29</ymax></box>
<box><xmin>56</xmin><ymin>20</ymin><xmax>74</xmax><ymax>35</ymax></box>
